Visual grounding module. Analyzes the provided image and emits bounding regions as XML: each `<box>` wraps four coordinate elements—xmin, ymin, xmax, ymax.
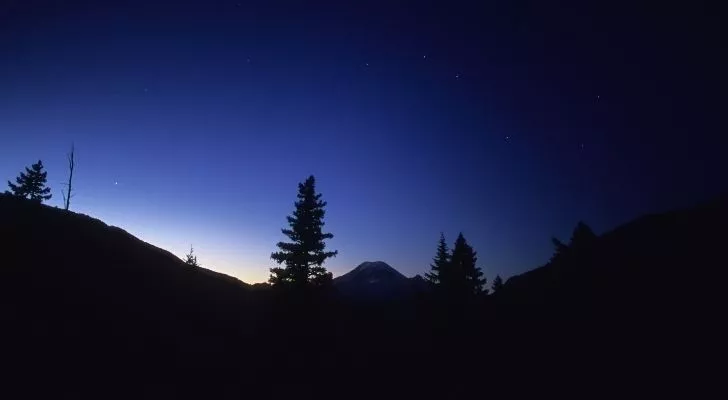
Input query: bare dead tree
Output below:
<box><xmin>61</xmin><ymin>144</ymin><xmax>75</xmax><ymax>210</ymax></box>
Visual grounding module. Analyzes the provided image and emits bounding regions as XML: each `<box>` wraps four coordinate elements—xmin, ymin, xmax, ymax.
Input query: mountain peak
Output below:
<box><xmin>352</xmin><ymin>261</ymin><xmax>399</xmax><ymax>272</ymax></box>
<box><xmin>333</xmin><ymin>261</ymin><xmax>424</xmax><ymax>299</ymax></box>
<box><xmin>343</xmin><ymin>261</ymin><xmax>407</xmax><ymax>280</ymax></box>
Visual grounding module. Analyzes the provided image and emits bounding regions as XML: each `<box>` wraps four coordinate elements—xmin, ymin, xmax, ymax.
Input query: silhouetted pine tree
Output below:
<box><xmin>270</xmin><ymin>175</ymin><xmax>337</xmax><ymax>289</ymax></box>
<box><xmin>549</xmin><ymin>221</ymin><xmax>596</xmax><ymax>264</ymax></box>
<box><xmin>425</xmin><ymin>233</ymin><xmax>450</xmax><ymax>285</ymax></box>
<box><xmin>428</xmin><ymin>233</ymin><xmax>487</xmax><ymax>300</ymax></box>
<box><xmin>453</xmin><ymin>233</ymin><xmax>487</xmax><ymax>294</ymax></box>
<box><xmin>184</xmin><ymin>246</ymin><xmax>200</xmax><ymax>267</ymax></box>
<box><xmin>491</xmin><ymin>275</ymin><xmax>504</xmax><ymax>294</ymax></box>
<box><xmin>568</xmin><ymin>222</ymin><xmax>596</xmax><ymax>249</ymax></box>
<box><xmin>549</xmin><ymin>237</ymin><xmax>569</xmax><ymax>263</ymax></box>
<box><xmin>451</xmin><ymin>233</ymin><xmax>486</xmax><ymax>295</ymax></box>
<box><xmin>7</xmin><ymin>160</ymin><xmax>52</xmax><ymax>203</ymax></box>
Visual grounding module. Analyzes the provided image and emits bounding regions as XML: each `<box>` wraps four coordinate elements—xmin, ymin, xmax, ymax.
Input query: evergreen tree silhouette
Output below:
<box><xmin>270</xmin><ymin>175</ymin><xmax>337</xmax><ymax>289</ymax></box>
<box><xmin>549</xmin><ymin>221</ymin><xmax>596</xmax><ymax>264</ymax></box>
<box><xmin>491</xmin><ymin>274</ymin><xmax>504</xmax><ymax>294</ymax></box>
<box><xmin>425</xmin><ymin>233</ymin><xmax>450</xmax><ymax>285</ymax></box>
<box><xmin>568</xmin><ymin>221</ymin><xmax>596</xmax><ymax>249</ymax></box>
<box><xmin>7</xmin><ymin>160</ymin><xmax>52</xmax><ymax>203</ymax></box>
<box><xmin>451</xmin><ymin>233</ymin><xmax>486</xmax><ymax>295</ymax></box>
<box><xmin>549</xmin><ymin>237</ymin><xmax>569</xmax><ymax>263</ymax></box>
<box><xmin>427</xmin><ymin>233</ymin><xmax>487</xmax><ymax>299</ymax></box>
<box><xmin>184</xmin><ymin>246</ymin><xmax>200</xmax><ymax>267</ymax></box>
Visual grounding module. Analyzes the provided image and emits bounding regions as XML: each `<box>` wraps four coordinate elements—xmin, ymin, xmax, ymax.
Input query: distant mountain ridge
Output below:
<box><xmin>335</xmin><ymin>261</ymin><xmax>407</xmax><ymax>283</ymax></box>
<box><xmin>333</xmin><ymin>261</ymin><xmax>428</xmax><ymax>299</ymax></box>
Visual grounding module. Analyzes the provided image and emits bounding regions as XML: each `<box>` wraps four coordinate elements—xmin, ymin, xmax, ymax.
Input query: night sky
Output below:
<box><xmin>2</xmin><ymin>0</ymin><xmax>725</xmax><ymax>283</ymax></box>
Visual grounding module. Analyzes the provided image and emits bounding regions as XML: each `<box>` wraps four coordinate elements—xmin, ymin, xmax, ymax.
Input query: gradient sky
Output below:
<box><xmin>1</xmin><ymin>0</ymin><xmax>725</xmax><ymax>283</ymax></box>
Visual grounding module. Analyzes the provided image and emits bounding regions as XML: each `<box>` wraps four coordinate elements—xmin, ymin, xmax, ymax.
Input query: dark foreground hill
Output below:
<box><xmin>1</xmin><ymin>194</ymin><xmax>264</xmax><ymax>396</ymax></box>
<box><xmin>2</xmin><ymin>193</ymin><xmax>723</xmax><ymax>398</ymax></box>
<box><xmin>0</xmin><ymin>196</ymin><xmax>434</xmax><ymax>398</ymax></box>
<box><xmin>496</xmin><ymin>195</ymin><xmax>727</xmax><ymax>320</ymax></box>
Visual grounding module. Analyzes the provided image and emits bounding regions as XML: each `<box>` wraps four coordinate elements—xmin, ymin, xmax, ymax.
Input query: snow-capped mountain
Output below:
<box><xmin>333</xmin><ymin>261</ymin><xmax>428</xmax><ymax>299</ymax></box>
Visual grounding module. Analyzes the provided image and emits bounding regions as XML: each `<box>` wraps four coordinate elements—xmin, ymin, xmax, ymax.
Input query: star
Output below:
<box><xmin>423</xmin><ymin>55</ymin><xmax>427</xmax><ymax>60</ymax></box>
<box><xmin>365</xmin><ymin>62</ymin><xmax>369</xmax><ymax>67</ymax></box>
<box><xmin>505</xmin><ymin>135</ymin><xmax>511</xmax><ymax>142</ymax></box>
<box><xmin>143</xmin><ymin>88</ymin><xmax>148</xmax><ymax>93</ymax></box>
<box><xmin>579</xmin><ymin>143</ymin><xmax>585</xmax><ymax>150</ymax></box>
<box><xmin>455</xmin><ymin>73</ymin><xmax>461</xmax><ymax>79</ymax></box>
<box><xmin>596</xmin><ymin>95</ymin><xmax>600</xmax><ymax>100</ymax></box>
<box><xmin>114</xmin><ymin>181</ymin><xmax>118</xmax><ymax>185</ymax></box>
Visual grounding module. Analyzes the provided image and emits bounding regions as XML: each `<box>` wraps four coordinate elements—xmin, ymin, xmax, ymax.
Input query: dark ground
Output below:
<box><xmin>2</xmin><ymin>193</ymin><xmax>723</xmax><ymax>398</ymax></box>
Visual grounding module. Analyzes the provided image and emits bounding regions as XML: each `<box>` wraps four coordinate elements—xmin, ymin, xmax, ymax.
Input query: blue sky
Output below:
<box><xmin>2</xmin><ymin>0</ymin><xmax>724</xmax><ymax>283</ymax></box>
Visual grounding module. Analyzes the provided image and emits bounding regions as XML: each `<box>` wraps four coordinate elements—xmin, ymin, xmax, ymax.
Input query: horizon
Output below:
<box><xmin>2</xmin><ymin>1</ymin><xmax>724</xmax><ymax>283</ymax></box>
<box><xmin>2</xmin><ymin>184</ymin><xmax>719</xmax><ymax>285</ymax></box>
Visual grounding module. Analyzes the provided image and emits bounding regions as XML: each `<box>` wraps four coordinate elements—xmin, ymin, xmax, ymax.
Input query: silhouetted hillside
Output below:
<box><xmin>495</xmin><ymin>195</ymin><xmax>727</xmax><ymax>324</ymax></box>
<box><xmin>3</xmin><ymin>193</ymin><xmax>721</xmax><ymax>398</ymax></box>
<box><xmin>1</xmin><ymin>194</ymin><xmax>261</xmax><ymax>397</ymax></box>
<box><xmin>0</xmin><ymin>196</ymin><xmax>434</xmax><ymax>398</ymax></box>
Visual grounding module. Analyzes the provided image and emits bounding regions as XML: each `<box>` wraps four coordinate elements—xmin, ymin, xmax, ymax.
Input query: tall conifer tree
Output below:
<box><xmin>270</xmin><ymin>175</ymin><xmax>337</xmax><ymax>288</ymax></box>
<box><xmin>425</xmin><ymin>233</ymin><xmax>450</xmax><ymax>285</ymax></box>
<box><xmin>491</xmin><ymin>275</ymin><xmax>504</xmax><ymax>294</ymax></box>
<box><xmin>450</xmin><ymin>233</ymin><xmax>486</xmax><ymax>296</ymax></box>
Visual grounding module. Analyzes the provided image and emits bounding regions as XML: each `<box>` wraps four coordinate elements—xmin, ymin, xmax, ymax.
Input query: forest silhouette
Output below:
<box><xmin>2</xmin><ymin>159</ymin><xmax>724</xmax><ymax>398</ymax></box>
